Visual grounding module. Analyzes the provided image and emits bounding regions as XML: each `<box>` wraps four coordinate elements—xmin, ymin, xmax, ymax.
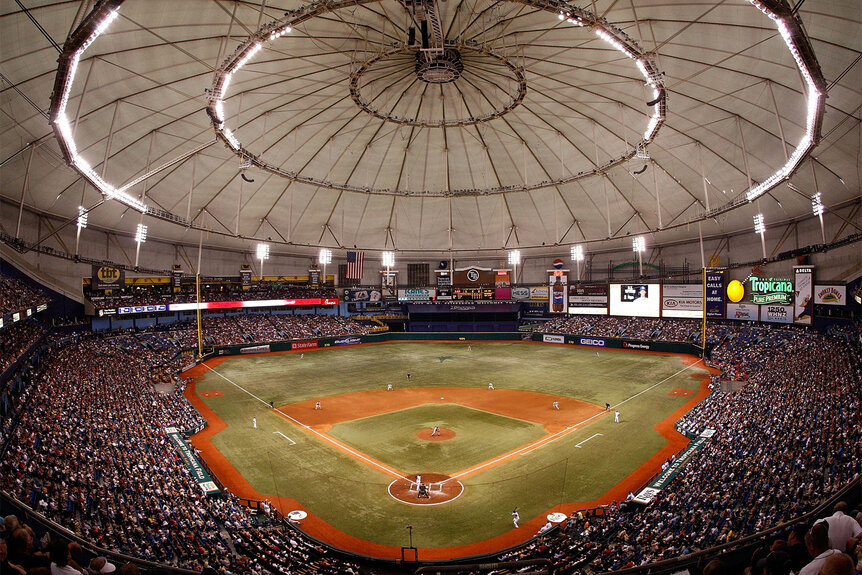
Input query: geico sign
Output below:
<box><xmin>579</xmin><ymin>338</ymin><xmax>605</xmax><ymax>347</ymax></box>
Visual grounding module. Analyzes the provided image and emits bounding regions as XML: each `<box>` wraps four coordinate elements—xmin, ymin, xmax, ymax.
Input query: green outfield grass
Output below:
<box><xmin>196</xmin><ymin>341</ymin><xmax>709</xmax><ymax>551</ymax></box>
<box><xmin>328</xmin><ymin>404</ymin><xmax>547</xmax><ymax>475</ymax></box>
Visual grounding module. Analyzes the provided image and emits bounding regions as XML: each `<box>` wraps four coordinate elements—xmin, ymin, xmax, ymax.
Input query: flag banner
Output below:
<box><xmin>346</xmin><ymin>251</ymin><xmax>364</xmax><ymax>279</ymax></box>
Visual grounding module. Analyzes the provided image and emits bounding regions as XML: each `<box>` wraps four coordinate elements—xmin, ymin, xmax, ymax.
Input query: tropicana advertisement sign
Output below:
<box><xmin>748</xmin><ymin>277</ymin><xmax>793</xmax><ymax>305</ymax></box>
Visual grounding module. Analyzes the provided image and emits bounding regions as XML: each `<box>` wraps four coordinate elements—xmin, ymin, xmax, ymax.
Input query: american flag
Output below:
<box><xmin>346</xmin><ymin>251</ymin><xmax>364</xmax><ymax>279</ymax></box>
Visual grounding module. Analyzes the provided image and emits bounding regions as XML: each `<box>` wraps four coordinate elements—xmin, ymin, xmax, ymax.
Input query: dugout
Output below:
<box><xmin>406</xmin><ymin>302</ymin><xmax>519</xmax><ymax>332</ymax></box>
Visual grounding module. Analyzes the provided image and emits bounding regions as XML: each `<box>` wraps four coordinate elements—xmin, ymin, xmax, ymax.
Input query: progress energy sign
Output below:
<box><xmin>748</xmin><ymin>277</ymin><xmax>793</xmax><ymax>305</ymax></box>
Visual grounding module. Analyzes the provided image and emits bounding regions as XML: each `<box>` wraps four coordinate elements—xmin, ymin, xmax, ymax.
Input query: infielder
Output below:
<box><xmin>552</xmin><ymin>401</ymin><xmax>560</xmax><ymax>410</ymax></box>
<box><xmin>431</xmin><ymin>426</ymin><xmax>440</xmax><ymax>436</ymax></box>
<box><xmin>315</xmin><ymin>401</ymin><xmax>322</xmax><ymax>410</ymax></box>
<box><xmin>488</xmin><ymin>382</ymin><xmax>495</xmax><ymax>390</ymax></box>
<box><xmin>614</xmin><ymin>410</ymin><xmax>620</xmax><ymax>423</ymax></box>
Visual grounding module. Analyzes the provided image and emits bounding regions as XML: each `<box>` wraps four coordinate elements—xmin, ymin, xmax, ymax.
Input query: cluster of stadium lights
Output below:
<box><xmin>558</xmin><ymin>10</ymin><xmax>665</xmax><ymax>143</ymax></box>
<box><xmin>811</xmin><ymin>192</ymin><xmax>824</xmax><ymax>216</ymax></box>
<box><xmin>743</xmin><ymin>0</ymin><xmax>824</xmax><ymax>203</ymax></box>
<box><xmin>76</xmin><ymin>206</ymin><xmax>88</xmax><ymax>230</ymax></box>
<box><xmin>50</xmin><ymin>4</ymin><xmax>149</xmax><ymax>214</ymax></box>
<box><xmin>135</xmin><ymin>223</ymin><xmax>148</xmax><ymax>244</ymax></box>
<box><xmin>382</xmin><ymin>251</ymin><xmax>395</xmax><ymax>269</ymax></box>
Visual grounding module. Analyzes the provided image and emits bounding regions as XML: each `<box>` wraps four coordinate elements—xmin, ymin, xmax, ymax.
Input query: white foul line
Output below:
<box><xmin>575</xmin><ymin>433</ymin><xmax>603</xmax><ymax>449</ymax></box>
<box><xmin>200</xmin><ymin>363</ymin><xmax>410</xmax><ymax>481</ymax></box>
<box><xmin>273</xmin><ymin>431</ymin><xmax>296</xmax><ymax>445</ymax></box>
<box><xmin>443</xmin><ymin>359</ymin><xmax>704</xmax><ymax>484</ymax></box>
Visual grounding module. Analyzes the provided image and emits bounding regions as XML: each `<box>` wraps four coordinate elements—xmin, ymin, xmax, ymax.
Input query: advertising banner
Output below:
<box><xmin>453</xmin><ymin>267</ymin><xmax>496</xmax><ymax>287</ymax></box>
<box><xmin>577</xmin><ymin>337</ymin><xmax>605</xmax><ymax>347</ymax></box>
<box><xmin>118</xmin><ymin>304</ymin><xmax>168</xmax><ymax>315</ymax></box>
<box><xmin>622</xmin><ymin>341</ymin><xmax>651</xmax><ymax>350</ymax></box>
<box><xmin>240</xmin><ymin>345</ymin><xmax>271</xmax><ymax>354</ymax></box>
<box><xmin>542</xmin><ymin>334</ymin><xmax>564</xmax><ymax>344</ymax></box>
<box><xmin>749</xmin><ymin>277</ymin><xmax>794</xmax><ymax>305</ymax></box>
<box><xmin>91</xmin><ymin>265</ymin><xmax>125</xmax><ymax>290</ymax></box>
<box><xmin>549</xmin><ymin>271</ymin><xmax>568</xmax><ymax>314</ymax></box>
<box><xmin>568</xmin><ymin>284</ymin><xmax>608</xmax><ymax>315</ymax></box>
<box><xmin>169</xmin><ymin>299</ymin><xmax>337</xmax><ymax>312</ymax></box>
<box><xmin>165</xmin><ymin>427</ymin><xmax>220</xmax><ymax>495</ymax></box>
<box><xmin>705</xmin><ymin>272</ymin><xmax>726</xmax><ymax>319</ymax></box>
<box><xmin>398</xmin><ymin>288</ymin><xmax>436</xmax><ymax>301</ymax></box>
<box><xmin>240</xmin><ymin>266</ymin><xmax>252</xmax><ymax>290</ymax></box>
<box><xmin>610</xmin><ymin>284</ymin><xmax>660</xmax><ymax>317</ymax></box>
<box><xmin>632</xmin><ymin>428</ymin><xmax>713</xmax><ymax>504</ymax></box>
<box><xmin>794</xmin><ymin>267</ymin><xmax>814</xmax><ymax>325</ymax></box>
<box><xmin>761</xmin><ymin>304</ymin><xmax>793</xmax><ymax>324</ymax></box>
<box><xmin>726</xmin><ymin>302</ymin><xmax>759</xmax><ymax>321</ymax></box>
<box><xmin>662</xmin><ymin>284</ymin><xmax>703</xmax><ymax>318</ymax></box>
<box><xmin>343</xmin><ymin>288</ymin><xmax>383</xmax><ymax>302</ymax></box>
<box><xmin>494</xmin><ymin>270</ymin><xmax>511</xmax><ymax>288</ymax></box>
<box><xmin>171</xmin><ymin>266</ymin><xmax>183</xmax><ymax>291</ymax></box>
<box><xmin>512</xmin><ymin>287</ymin><xmax>530</xmax><ymax>301</ymax></box>
<box><xmin>436</xmin><ymin>272</ymin><xmax>452</xmax><ymax>300</ymax></box>
<box><xmin>529</xmin><ymin>286</ymin><xmax>549</xmax><ymax>301</ymax></box>
<box><xmin>292</xmin><ymin>341</ymin><xmax>318</xmax><ymax>350</ymax></box>
<box><xmin>334</xmin><ymin>336</ymin><xmax>362</xmax><ymax>346</ymax></box>
<box><xmin>495</xmin><ymin>287</ymin><xmax>511</xmax><ymax>300</ymax></box>
<box><xmin>814</xmin><ymin>284</ymin><xmax>845</xmax><ymax>306</ymax></box>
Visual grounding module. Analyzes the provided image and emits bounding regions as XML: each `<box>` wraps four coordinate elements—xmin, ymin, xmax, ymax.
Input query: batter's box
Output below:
<box><xmin>667</xmin><ymin>388</ymin><xmax>695</xmax><ymax>397</ymax></box>
<box><xmin>389</xmin><ymin>473</ymin><xmax>464</xmax><ymax>506</ymax></box>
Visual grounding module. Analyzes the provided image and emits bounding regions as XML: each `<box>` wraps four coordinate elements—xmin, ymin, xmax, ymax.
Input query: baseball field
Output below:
<box><xmin>184</xmin><ymin>341</ymin><xmax>712</xmax><ymax>559</ymax></box>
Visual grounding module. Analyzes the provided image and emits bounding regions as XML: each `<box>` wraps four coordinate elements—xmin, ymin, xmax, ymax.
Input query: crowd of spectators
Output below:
<box><xmin>540</xmin><ymin>315</ymin><xmax>700</xmax><ymax>343</ymax></box>
<box><xmin>0</xmin><ymin>276</ymin><xmax>52</xmax><ymax>316</ymax></box>
<box><xmin>86</xmin><ymin>283</ymin><xmax>337</xmax><ymax>310</ymax></box>
<box><xmin>0</xmin><ymin>320</ymin><xmax>47</xmax><ymax>374</ymax></box>
<box><xmin>0</xmin><ymin>315</ymin><xmax>859</xmax><ymax>574</ymax></box>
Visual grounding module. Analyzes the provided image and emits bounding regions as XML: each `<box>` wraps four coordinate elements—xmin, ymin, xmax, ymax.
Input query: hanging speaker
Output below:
<box><xmin>421</xmin><ymin>20</ymin><xmax>429</xmax><ymax>49</ymax></box>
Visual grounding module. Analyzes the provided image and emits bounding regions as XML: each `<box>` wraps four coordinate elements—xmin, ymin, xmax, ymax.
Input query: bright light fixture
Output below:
<box><xmin>571</xmin><ymin>245</ymin><xmax>584</xmax><ymax>261</ymax></box>
<box><xmin>753</xmin><ymin>213</ymin><xmax>766</xmax><ymax>235</ymax></box>
<box><xmin>508</xmin><ymin>249</ymin><xmax>521</xmax><ymax>266</ymax></box>
<box><xmin>382</xmin><ymin>251</ymin><xmax>395</xmax><ymax>268</ymax></box>
<box><xmin>135</xmin><ymin>223</ymin><xmax>148</xmax><ymax>244</ymax></box>
<box><xmin>811</xmin><ymin>193</ymin><xmax>824</xmax><ymax>216</ymax></box>
<box><xmin>77</xmin><ymin>206</ymin><xmax>88</xmax><ymax>230</ymax></box>
<box><xmin>632</xmin><ymin>236</ymin><xmax>646</xmax><ymax>253</ymax></box>
<box><xmin>318</xmin><ymin>248</ymin><xmax>332</xmax><ymax>265</ymax></box>
<box><xmin>256</xmin><ymin>242</ymin><xmax>270</xmax><ymax>261</ymax></box>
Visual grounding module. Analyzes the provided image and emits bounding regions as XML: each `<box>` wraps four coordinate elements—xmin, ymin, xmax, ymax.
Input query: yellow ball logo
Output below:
<box><xmin>727</xmin><ymin>280</ymin><xmax>744</xmax><ymax>303</ymax></box>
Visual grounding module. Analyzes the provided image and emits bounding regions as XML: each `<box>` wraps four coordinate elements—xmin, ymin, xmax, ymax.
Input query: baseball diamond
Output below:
<box><xmin>184</xmin><ymin>340</ymin><xmax>713</xmax><ymax>559</ymax></box>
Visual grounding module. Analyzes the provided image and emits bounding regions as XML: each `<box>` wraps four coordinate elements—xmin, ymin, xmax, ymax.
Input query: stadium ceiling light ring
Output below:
<box><xmin>204</xmin><ymin>0</ymin><xmax>668</xmax><ymax>198</ymax></box>
<box><xmin>47</xmin><ymin>0</ymin><xmax>826</xmax><ymax>252</ymax></box>
<box><xmin>48</xmin><ymin>0</ymin><xmax>148</xmax><ymax>214</ymax></box>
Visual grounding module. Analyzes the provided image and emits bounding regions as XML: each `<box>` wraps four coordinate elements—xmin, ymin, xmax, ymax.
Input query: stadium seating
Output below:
<box><xmin>0</xmin><ymin>315</ymin><xmax>859</xmax><ymax>574</ymax></box>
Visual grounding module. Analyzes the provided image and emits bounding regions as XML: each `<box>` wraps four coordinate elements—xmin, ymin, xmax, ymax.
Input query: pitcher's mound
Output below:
<box><xmin>388</xmin><ymin>473</ymin><xmax>464</xmax><ymax>505</ymax></box>
<box><xmin>416</xmin><ymin>428</ymin><xmax>455</xmax><ymax>441</ymax></box>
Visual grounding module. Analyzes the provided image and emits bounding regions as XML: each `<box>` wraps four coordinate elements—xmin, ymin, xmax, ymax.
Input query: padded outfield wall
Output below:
<box><xmin>201</xmin><ymin>332</ymin><xmax>703</xmax><ymax>360</ymax></box>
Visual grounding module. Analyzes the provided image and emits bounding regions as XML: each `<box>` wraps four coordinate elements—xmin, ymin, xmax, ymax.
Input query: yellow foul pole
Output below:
<box><xmin>196</xmin><ymin>273</ymin><xmax>203</xmax><ymax>359</ymax></box>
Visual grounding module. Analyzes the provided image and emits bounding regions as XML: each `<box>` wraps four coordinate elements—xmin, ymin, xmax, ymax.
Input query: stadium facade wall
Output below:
<box><xmin>1</xmin><ymin>197</ymin><xmax>859</xmax><ymax>298</ymax></box>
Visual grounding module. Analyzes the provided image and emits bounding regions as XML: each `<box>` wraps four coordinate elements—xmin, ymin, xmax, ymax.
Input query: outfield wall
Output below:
<box><xmin>201</xmin><ymin>331</ymin><xmax>702</xmax><ymax>360</ymax></box>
